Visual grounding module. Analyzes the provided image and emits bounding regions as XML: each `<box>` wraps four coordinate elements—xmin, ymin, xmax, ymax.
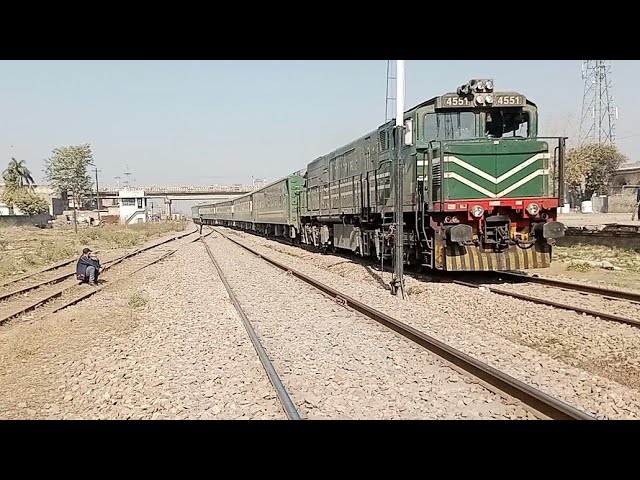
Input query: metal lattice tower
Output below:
<box><xmin>579</xmin><ymin>60</ymin><xmax>618</xmax><ymax>145</ymax></box>
<box><xmin>123</xmin><ymin>166</ymin><xmax>132</xmax><ymax>188</ymax></box>
<box><xmin>384</xmin><ymin>61</ymin><xmax>397</xmax><ymax>124</ymax></box>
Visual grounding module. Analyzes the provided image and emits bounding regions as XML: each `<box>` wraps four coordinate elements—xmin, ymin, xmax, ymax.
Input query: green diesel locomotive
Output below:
<box><xmin>194</xmin><ymin>78</ymin><xmax>566</xmax><ymax>273</ymax></box>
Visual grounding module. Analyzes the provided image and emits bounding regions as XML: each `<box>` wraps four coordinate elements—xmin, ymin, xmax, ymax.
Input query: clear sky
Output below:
<box><xmin>1</xmin><ymin>60</ymin><xmax>638</xmax><ymax>191</ymax></box>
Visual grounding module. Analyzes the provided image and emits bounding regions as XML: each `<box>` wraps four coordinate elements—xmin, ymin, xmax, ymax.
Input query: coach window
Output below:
<box><xmin>423</xmin><ymin>111</ymin><xmax>476</xmax><ymax>141</ymax></box>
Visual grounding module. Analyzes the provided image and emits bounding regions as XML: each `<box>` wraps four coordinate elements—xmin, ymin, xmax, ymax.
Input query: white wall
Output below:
<box><xmin>118</xmin><ymin>189</ymin><xmax>147</xmax><ymax>224</ymax></box>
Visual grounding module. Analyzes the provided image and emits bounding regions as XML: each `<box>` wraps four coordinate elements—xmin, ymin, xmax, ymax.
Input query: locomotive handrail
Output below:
<box><xmin>426</xmin><ymin>140</ymin><xmax>445</xmax><ymax>211</ymax></box>
<box><xmin>417</xmin><ymin>135</ymin><xmax>568</xmax><ymax>147</ymax></box>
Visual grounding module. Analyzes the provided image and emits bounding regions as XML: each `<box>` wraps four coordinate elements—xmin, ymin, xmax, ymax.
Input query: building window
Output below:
<box><xmin>121</xmin><ymin>198</ymin><xmax>135</xmax><ymax>206</ymax></box>
<box><xmin>137</xmin><ymin>198</ymin><xmax>143</xmax><ymax>209</ymax></box>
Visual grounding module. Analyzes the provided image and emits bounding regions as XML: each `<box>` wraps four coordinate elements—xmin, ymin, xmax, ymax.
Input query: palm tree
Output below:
<box><xmin>2</xmin><ymin>158</ymin><xmax>35</xmax><ymax>189</ymax></box>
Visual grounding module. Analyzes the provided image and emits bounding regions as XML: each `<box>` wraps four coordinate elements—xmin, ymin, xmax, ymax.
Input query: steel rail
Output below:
<box><xmin>217</xmin><ymin>230</ymin><xmax>595</xmax><ymax>420</ymax></box>
<box><xmin>452</xmin><ymin>279</ymin><xmax>640</xmax><ymax>328</ymax></box>
<box><xmin>0</xmin><ymin>229</ymin><xmax>209</xmax><ymax>325</ymax></box>
<box><xmin>220</xmin><ymin>230</ymin><xmax>639</xmax><ymax>328</ymax></box>
<box><xmin>0</xmin><ymin>228</ymin><xmax>197</xmax><ymax>302</ymax></box>
<box><xmin>0</xmin><ymin>254</ymin><xmax>98</xmax><ymax>290</ymax></box>
<box><xmin>200</xmin><ymin>235</ymin><xmax>301</xmax><ymax>421</ymax></box>
<box><xmin>494</xmin><ymin>271</ymin><xmax>640</xmax><ymax>304</ymax></box>
<box><xmin>48</xmin><ymin>229</ymin><xmax>212</xmax><ymax>315</ymax></box>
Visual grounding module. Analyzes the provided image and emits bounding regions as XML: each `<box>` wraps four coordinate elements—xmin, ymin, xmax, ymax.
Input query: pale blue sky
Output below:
<box><xmin>1</xmin><ymin>60</ymin><xmax>638</xmax><ymax>191</ymax></box>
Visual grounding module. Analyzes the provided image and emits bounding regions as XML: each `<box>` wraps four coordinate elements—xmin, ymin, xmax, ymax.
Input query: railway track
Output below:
<box><xmin>452</xmin><ymin>273</ymin><xmax>640</xmax><ymax>329</ymax></box>
<box><xmin>0</xmin><ymin>229</ymin><xmax>196</xmax><ymax>302</ymax></box>
<box><xmin>0</xmin><ymin>252</ymin><xmax>102</xmax><ymax>292</ymax></box>
<box><xmin>213</xmin><ymin>228</ymin><xmax>595</xmax><ymax>420</ymax></box>
<box><xmin>200</xmin><ymin>235</ymin><xmax>301</xmax><ymax>420</ymax></box>
<box><xmin>495</xmin><ymin>272</ymin><xmax>640</xmax><ymax>304</ymax></box>
<box><xmin>0</xmin><ymin>227</ymin><xmax>209</xmax><ymax>327</ymax></box>
<box><xmin>220</xmin><ymin>228</ymin><xmax>640</xmax><ymax>329</ymax></box>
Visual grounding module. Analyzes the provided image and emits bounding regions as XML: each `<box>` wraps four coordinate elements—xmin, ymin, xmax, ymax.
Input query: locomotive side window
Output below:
<box><xmin>486</xmin><ymin>110</ymin><xmax>530</xmax><ymax>138</ymax></box>
<box><xmin>423</xmin><ymin>111</ymin><xmax>476</xmax><ymax>141</ymax></box>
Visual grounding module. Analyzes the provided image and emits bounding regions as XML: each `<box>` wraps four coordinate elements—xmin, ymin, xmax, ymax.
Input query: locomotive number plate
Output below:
<box><xmin>440</xmin><ymin>94</ymin><xmax>472</xmax><ymax>108</ymax></box>
<box><xmin>493</xmin><ymin>94</ymin><xmax>525</xmax><ymax>106</ymax></box>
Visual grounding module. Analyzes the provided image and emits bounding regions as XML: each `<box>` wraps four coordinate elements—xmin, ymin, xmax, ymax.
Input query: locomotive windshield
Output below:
<box><xmin>486</xmin><ymin>109</ymin><xmax>529</xmax><ymax>138</ymax></box>
<box><xmin>423</xmin><ymin>108</ymin><xmax>530</xmax><ymax>141</ymax></box>
<box><xmin>423</xmin><ymin>111</ymin><xmax>476</xmax><ymax>141</ymax></box>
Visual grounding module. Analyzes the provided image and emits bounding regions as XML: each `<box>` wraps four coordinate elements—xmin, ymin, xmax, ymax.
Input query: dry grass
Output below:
<box><xmin>125</xmin><ymin>289</ymin><xmax>148</xmax><ymax>329</ymax></box>
<box><xmin>0</xmin><ymin>220</ymin><xmax>188</xmax><ymax>281</ymax></box>
<box><xmin>565</xmin><ymin>262</ymin><xmax>594</xmax><ymax>273</ymax></box>
<box><xmin>554</xmin><ymin>244</ymin><xmax>640</xmax><ymax>273</ymax></box>
<box><xmin>127</xmin><ymin>291</ymin><xmax>148</xmax><ymax>309</ymax></box>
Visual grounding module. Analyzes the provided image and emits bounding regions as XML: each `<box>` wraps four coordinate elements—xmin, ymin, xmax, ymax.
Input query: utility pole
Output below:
<box><xmin>390</xmin><ymin>60</ymin><xmax>406</xmax><ymax>298</ymax></box>
<box><xmin>93</xmin><ymin>167</ymin><xmax>102</xmax><ymax>223</ymax></box>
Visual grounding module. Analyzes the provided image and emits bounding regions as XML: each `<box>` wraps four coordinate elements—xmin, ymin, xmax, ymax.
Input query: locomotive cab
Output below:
<box><xmin>415</xmin><ymin>79</ymin><xmax>566</xmax><ymax>270</ymax></box>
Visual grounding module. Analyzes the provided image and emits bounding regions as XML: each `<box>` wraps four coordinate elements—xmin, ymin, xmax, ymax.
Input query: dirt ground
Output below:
<box><xmin>558</xmin><ymin>212</ymin><xmax>640</xmax><ymax>227</ymax></box>
<box><xmin>541</xmin><ymin>213</ymin><xmax>640</xmax><ymax>289</ymax></box>
<box><xmin>529</xmin><ymin>244</ymin><xmax>640</xmax><ymax>292</ymax></box>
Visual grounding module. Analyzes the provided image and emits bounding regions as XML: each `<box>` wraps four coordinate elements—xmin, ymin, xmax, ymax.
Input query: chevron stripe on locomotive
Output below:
<box><xmin>194</xmin><ymin>78</ymin><xmax>566</xmax><ymax>272</ymax></box>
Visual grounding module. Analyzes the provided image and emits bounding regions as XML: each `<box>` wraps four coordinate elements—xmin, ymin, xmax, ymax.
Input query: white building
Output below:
<box><xmin>0</xmin><ymin>202</ymin><xmax>25</xmax><ymax>216</ymax></box>
<box><xmin>0</xmin><ymin>203</ymin><xmax>11</xmax><ymax>216</ymax></box>
<box><xmin>118</xmin><ymin>189</ymin><xmax>148</xmax><ymax>224</ymax></box>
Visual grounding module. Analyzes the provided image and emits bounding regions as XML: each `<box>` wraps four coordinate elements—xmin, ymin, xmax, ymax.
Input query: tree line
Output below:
<box><xmin>564</xmin><ymin>143</ymin><xmax>628</xmax><ymax>201</ymax></box>
<box><xmin>2</xmin><ymin>144</ymin><xmax>94</xmax><ymax>232</ymax></box>
<box><xmin>0</xmin><ymin>139</ymin><xmax>633</xmax><ymax>229</ymax></box>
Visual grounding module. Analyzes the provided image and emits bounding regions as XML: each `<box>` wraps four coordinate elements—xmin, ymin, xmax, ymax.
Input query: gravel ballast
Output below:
<box><xmin>480</xmin><ymin>281</ymin><xmax>640</xmax><ymax>324</ymax></box>
<box><xmin>219</xmin><ymin>228</ymin><xmax>640</xmax><ymax>419</ymax></box>
<box><xmin>205</xmin><ymin>233</ymin><xmax>542</xmax><ymax>419</ymax></box>
<box><xmin>0</xmin><ymin>241</ymin><xmax>284</xmax><ymax>419</ymax></box>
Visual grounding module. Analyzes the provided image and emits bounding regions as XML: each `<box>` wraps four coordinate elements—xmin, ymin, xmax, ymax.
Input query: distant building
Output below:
<box><xmin>118</xmin><ymin>189</ymin><xmax>147</xmax><ymax>224</ymax></box>
<box><xmin>0</xmin><ymin>183</ymin><xmax>65</xmax><ymax>217</ymax></box>
<box><xmin>609</xmin><ymin>162</ymin><xmax>640</xmax><ymax>195</ymax></box>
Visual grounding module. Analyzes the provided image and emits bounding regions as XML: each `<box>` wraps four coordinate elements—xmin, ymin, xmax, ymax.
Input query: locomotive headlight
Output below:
<box><xmin>471</xmin><ymin>205</ymin><xmax>484</xmax><ymax>218</ymax></box>
<box><xmin>476</xmin><ymin>80</ymin><xmax>484</xmax><ymax>90</ymax></box>
<box><xmin>476</xmin><ymin>95</ymin><xmax>484</xmax><ymax>104</ymax></box>
<box><xmin>526</xmin><ymin>203</ymin><xmax>540</xmax><ymax>215</ymax></box>
<box><xmin>485</xmin><ymin>80</ymin><xmax>493</xmax><ymax>91</ymax></box>
<box><xmin>485</xmin><ymin>94</ymin><xmax>493</xmax><ymax>104</ymax></box>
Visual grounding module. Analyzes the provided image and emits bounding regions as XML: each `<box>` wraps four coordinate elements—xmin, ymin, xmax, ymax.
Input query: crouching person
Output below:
<box><xmin>76</xmin><ymin>248</ymin><xmax>101</xmax><ymax>286</ymax></box>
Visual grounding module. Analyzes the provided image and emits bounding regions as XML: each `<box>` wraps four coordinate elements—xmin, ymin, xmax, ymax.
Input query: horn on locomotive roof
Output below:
<box><xmin>457</xmin><ymin>79</ymin><xmax>495</xmax><ymax>96</ymax></box>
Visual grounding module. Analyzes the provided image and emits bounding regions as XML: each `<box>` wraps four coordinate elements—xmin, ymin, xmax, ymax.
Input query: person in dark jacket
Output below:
<box><xmin>633</xmin><ymin>188</ymin><xmax>640</xmax><ymax>221</ymax></box>
<box><xmin>76</xmin><ymin>248</ymin><xmax>101</xmax><ymax>286</ymax></box>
